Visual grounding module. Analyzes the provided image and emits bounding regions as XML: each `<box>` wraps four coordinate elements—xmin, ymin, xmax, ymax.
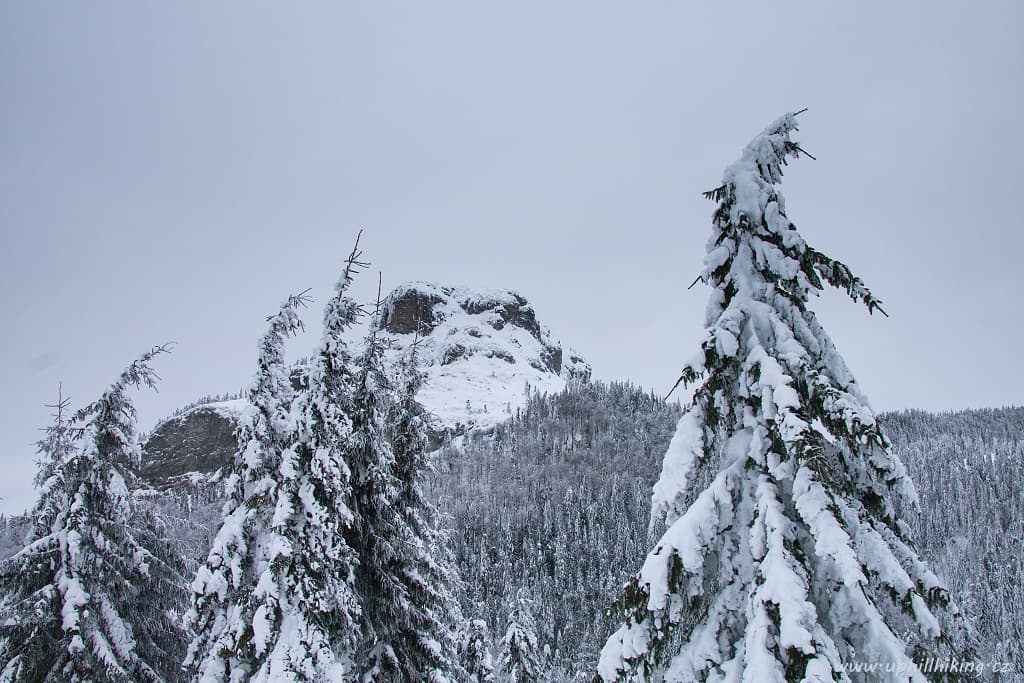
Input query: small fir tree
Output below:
<box><xmin>0</xmin><ymin>388</ymin><xmax>80</xmax><ymax>683</ymax></box>
<box><xmin>497</xmin><ymin>591</ymin><xmax>541</xmax><ymax>683</ymax></box>
<box><xmin>0</xmin><ymin>348</ymin><xmax>186</xmax><ymax>683</ymax></box>
<box><xmin>460</xmin><ymin>619</ymin><xmax>496</xmax><ymax>683</ymax></box>
<box><xmin>597</xmin><ymin>113</ymin><xmax>961</xmax><ymax>682</ymax></box>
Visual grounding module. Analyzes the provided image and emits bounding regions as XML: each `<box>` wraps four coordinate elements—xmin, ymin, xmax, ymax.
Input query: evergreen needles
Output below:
<box><xmin>597</xmin><ymin>114</ymin><xmax>964</xmax><ymax>682</ymax></box>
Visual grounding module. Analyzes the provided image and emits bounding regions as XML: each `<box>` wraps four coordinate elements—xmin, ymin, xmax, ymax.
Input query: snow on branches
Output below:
<box><xmin>598</xmin><ymin>114</ymin><xmax>960</xmax><ymax>683</ymax></box>
<box><xmin>0</xmin><ymin>348</ymin><xmax>186</xmax><ymax>683</ymax></box>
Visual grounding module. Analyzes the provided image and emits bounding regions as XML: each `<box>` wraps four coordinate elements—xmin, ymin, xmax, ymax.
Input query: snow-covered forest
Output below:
<box><xmin>1</xmin><ymin>115</ymin><xmax>1021</xmax><ymax>682</ymax></box>
<box><xmin>2</xmin><ymin>384</ymin><xmax>1021</xmax><ymax>681</ymax></box>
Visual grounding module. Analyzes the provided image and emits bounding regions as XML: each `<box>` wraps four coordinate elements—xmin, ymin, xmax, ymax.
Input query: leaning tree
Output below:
<box><xmin>598</xmin><ymin>113</ymin><xmax>964</xmax><ymax>682</ymax></box>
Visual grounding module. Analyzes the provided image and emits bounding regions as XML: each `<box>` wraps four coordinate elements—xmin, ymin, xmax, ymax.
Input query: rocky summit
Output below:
<box><xmin>377</xmin><ymin>282</ymin><xmax>590</xmax><ymax>435</ymax></box>
<box><xmin>140</xmin><ymin>283</ymin><xmax>589</xmax><ymax>486</ymax></box>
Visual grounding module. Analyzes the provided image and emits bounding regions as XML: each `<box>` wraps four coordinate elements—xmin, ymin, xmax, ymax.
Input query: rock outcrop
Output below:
<box><xmin>378</xmin><ymin>283</ymin><xmax>590</xmax><ymax>433</ymax></box>
<box><xmin>381</xmin><ymin>285</ymin><xmax>545</xmax><ymax>355</ymax></box>
<box><xmin>140</xmin><ymin>283</ymin><xmax>590</xmax><ymax>487</ymax></box>
<box><xmin>141</xmin><ymin>402</ymin><xmax>243</xmax><ymax>486</ymax></box>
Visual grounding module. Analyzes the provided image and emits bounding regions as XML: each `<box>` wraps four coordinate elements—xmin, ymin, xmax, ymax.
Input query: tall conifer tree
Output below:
<box><xmin>347</xmin><ymin>302</ymin><xmax>464</xmax><ymax>682</ymax></box>
<box><xmin>385</xmin><ymin>344</ymin><xmax>464</xmax><ymax>679</ymax></box>
<box><xmin>598</xmin><ymin>113</ymin><xmax>959</xmax><ymax>682</ymax></box>
<box><xmin>186</xmin><ymin>290</ymin><xmax>359</xmax><ymax>682</ymax></box>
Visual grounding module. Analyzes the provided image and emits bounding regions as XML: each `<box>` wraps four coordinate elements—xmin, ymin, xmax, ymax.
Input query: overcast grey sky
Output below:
<box><xmin>1</xmin><ymin>2</ymin><xmax>1021</xmax><ymax>514</ymax></box>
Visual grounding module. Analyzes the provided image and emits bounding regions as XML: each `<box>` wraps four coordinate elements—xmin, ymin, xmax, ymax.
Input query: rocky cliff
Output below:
<box><xmin>378</xmin><ymin>282</ymin><xmax>590</xmax><ymax>435</ymax></box>
<box><xmin>141</xmin><ymin>401</ymin><xmax>245</xmax><ymax>486</ymax></box>
<box><xmin>140</xmin><ymin>283</ymin><xmax>589</xmax><ymax>486</ymax></box>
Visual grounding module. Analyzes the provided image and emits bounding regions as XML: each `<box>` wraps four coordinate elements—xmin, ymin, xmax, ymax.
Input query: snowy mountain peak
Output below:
<box><xmin>378</xmin><ymin>282</ymin><xmax>590</xmax><ymax>434</ymax></box>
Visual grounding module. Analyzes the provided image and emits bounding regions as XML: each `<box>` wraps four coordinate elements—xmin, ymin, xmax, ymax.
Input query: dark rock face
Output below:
<box><xmin>141</xmin><ymin>407</ymin><xmax>237</xmax><ymax>486</ymax></box>
<box><xmin>496</xmin><ymin>300</ymin><xmax>541</xmax><ymax>340</ymax></box>
<box><xmin>472</xmin><ymin>297</ymin><xmax>541</xmax><ymax>341</ymax></box>
<box><xmin>441</xmin><ymin>343</ymin><xmax>469</xmax><ymax>366</ymax></box>
<box><xmin>382</xmin><ymin>290</ymin><xmax>446</xmax><ymax>334</ymax></box>
<box><xmin>487</xmin><ymin>348</ymin><xmax>516</xmax><ymax>364</ymax></box>
<box><xmin>540</xmin><ymin>345</ymin><xmax>562</xmax><ymax>374</ymax></box>
<box><xmin>383</xmin><ymin>285</ymin><xmax>544</xmax><ymax>342</ymax></box>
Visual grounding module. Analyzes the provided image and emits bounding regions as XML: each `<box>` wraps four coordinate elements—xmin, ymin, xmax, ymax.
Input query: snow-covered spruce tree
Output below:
<box><xmin>460</xmin><ymin>619</ymin><xmax>496</xmax><ymax>683</ymax></box>
<box><xmin>597</xmin><ymin>114</ymin><xmax>960</xmax><ymax>682</ymax></box>
<box><xmin>345</xmin><ymin>316</ymin><xmax>403</xmax><ymax>681</ymax></box>
<box><xmin>0</xmin><ymin>390</ymin><xmax>81</xmax><ymax>683</ymax></box>
<box><xmin>0</xmin><ymin>347</ymin><xmax>187</xmax><ymax>683</ymax></box>
<box><xmin>497</xmin><ymin>591</ymin><xmax>541</xmax><ymax>683</ymax></box>
<box><xmin>186</xmin><ymin>289</ymin><xmax>359</xmax><ymax>682</ymax></box>
<box><xmin>346</xmin><ymin>308</ymin><xmax>464</xmax><ymax>682</ymax></box>
<box><xmin>385</xmin><ymin>344</ymin><xmax>464</xmax><ymax>676</ymax></box>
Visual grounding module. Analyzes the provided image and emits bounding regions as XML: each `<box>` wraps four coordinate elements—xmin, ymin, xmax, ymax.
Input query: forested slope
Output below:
<box><xmin>433</xmin><ymin>389</ymin><xmax>1023</xmax><ymax>679</ymax></box>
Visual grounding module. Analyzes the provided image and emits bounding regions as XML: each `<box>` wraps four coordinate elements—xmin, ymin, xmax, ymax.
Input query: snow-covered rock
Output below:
<box><xmin>378</xmin><ymin>282</ymin><xmax>589</xmax><ymax>436</ymax></box>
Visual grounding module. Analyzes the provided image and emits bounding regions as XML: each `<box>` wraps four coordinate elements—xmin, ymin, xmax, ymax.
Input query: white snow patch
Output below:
<box><xmin>379</xmin><ymin>282</ymin><xmax>587</xmax><ymax>433</ymax></box>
